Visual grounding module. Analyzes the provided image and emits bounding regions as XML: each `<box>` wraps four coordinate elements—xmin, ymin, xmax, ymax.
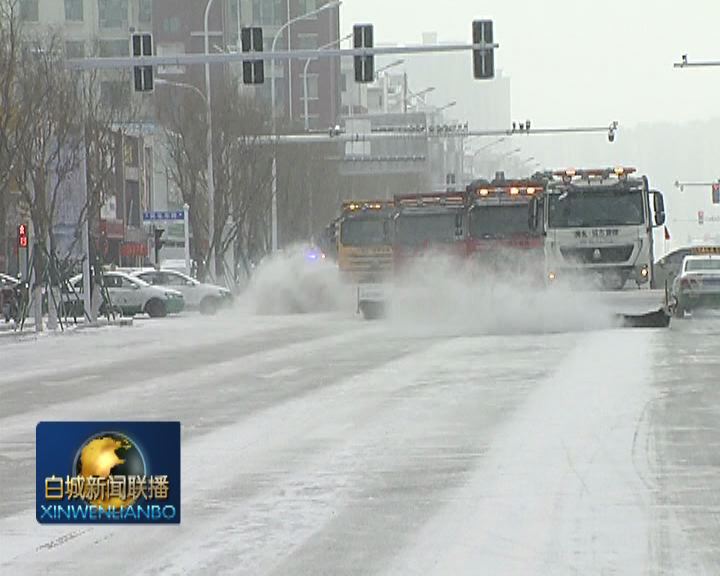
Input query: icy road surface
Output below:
<box><xmin>1</xmin><ymin>309</ymin><xmax>719</xmax><ymax>575</ymax></box>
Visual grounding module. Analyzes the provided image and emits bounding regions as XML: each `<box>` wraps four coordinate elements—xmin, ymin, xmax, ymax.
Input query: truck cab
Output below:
<box><xmin>392</xmin><ymin>193</ymin><xmax>468</xmax><ymax>270</ymax></box>
<box><xmin>337</xmin><ymin>201</ymin><xmax>395</xmax><ymax>284</ymax></box>
<box><xmin>530</xmin><ymin>167</ymin><xmax>666</xmax><ymax>290</ymax></box>
<box><xmin>466</xmin><ymin>178</ymin><xmax>544</xmax><ymax>278</ymax></box>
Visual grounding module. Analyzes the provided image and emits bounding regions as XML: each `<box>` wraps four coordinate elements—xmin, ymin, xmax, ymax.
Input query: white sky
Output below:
<box><xmin>342</xmin><ymin>0</ymin><xmax>720</xmax><ymax>128</ymax></box>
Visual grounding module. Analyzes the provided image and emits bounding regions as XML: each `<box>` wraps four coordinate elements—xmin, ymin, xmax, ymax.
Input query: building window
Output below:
<box><xmin>65</xmin><ymin>41</ymin><xmax>86</xmax><ymax>59</ymax></box>
<box><xmin>161</xmin><ymin>16</ymin><xmax>181</xmax><ymax>34</ymax></box>
<box><xmin>139</xmin><ymin>0</ymin><xmax>152</xmax><ymax>23</ymax></box>
<box><xmin>99</xmin><ymin>39</ymin><xmax>129</xmax><ymax>57</ymax></box>
<box><xmin>98</xmin><ymin>0</ymin><xmax>128</xmax><ymax>30</ymax></box>
<box><xmin>101</xmin><ymin>80</ymin><xmax>130</xmax><ymax>108</ymax></box>
<box><xmin>252</xmin><ymin>0</ymin><xmax>283</xmax><ymax>25</ymax></box>
<box><xmin>298</xmin><ymin>0</ymin><xmax>316</xmax><ymax>15</ymax></box>
<box><xmin>20</xmin><ymin>0</ymin><xmax>39</xmax><ymax>21</ymax></box>
<box><xmin>157</xmin><ymin>43</ymin><xmax>186</xmax><ymax>75</ymax></box>
<box><xmin>304</xmin><ymin>74</ymin><xmax>319</xmax><ymax>100</ymax></box>
<box><xmin>228</xmin><ymin>0</ymin><xmax>241</xmax><ymax>22</ymax></box>
<box><xmin>65</xmin><ymin>0</ymin><xmax>84</xmax><ymax>21</ymax></box>
<box><xmin>124</xmin><ymin>137</ymin><xmax>139</xmax><ymax>167</ymax></box>
<box><xmin>296</xmin><ymin>33</ymin><xmax>317</xmax><ymax>50</ymax></box>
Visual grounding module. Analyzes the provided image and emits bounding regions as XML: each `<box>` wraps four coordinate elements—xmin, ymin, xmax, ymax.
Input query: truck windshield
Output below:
<box><xmin>548</xmin><ymin>187</ymin><xmax>645</xmax><ymax>228</ymax></box>
<box><xmin>469</xmin><ymin>205</ymin><xmax>530</xmax><ymax>239</ymax></box>
<box><xmin>394</xmin><ymin>212</ymin><xmax>460</xmax><ymax>246</ymax></box>
<box><xmin>340</xmin><ymin>217</ymin><xmax>388</xmax><ymax>247</ymax></box>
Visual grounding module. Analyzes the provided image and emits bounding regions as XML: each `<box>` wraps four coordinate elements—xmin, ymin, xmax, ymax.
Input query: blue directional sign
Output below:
<box><xmin>143</xmin><ymin>210</ymin><xmax>185</xmax><ymax>222</ymax></box>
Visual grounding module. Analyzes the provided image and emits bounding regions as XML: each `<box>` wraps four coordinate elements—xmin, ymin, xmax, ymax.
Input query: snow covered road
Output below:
<box><xmin>1</xmin><ymin>308</ymin><xmax>719</xmax><ymax>575</ymax></box>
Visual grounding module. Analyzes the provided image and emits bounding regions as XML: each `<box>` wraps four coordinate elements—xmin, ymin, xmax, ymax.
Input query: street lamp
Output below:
<box><xmin>155</xmin><ymin>78</ymin><xmax>207</xmax><ymax>104</ymax></box>
<box><xmin>376</xmin><ymin>59</ymin><xmax>405</xmax><ymax>76</ymax></box>
<box><xmin>203</xmin><ymin>0</ymin><xmax>218</xmax><ymax>278</ymax></box>
<box><xmin>471</xmin><ymin>138</ymin><xmax>506</xmax><ymax>177</ymax></box>
<box><xmin>303</xmin><ymin>33</ymin><xmax>353</xmax><ymax>131</ymax></box>
<box><xmin>437</xmin><ymin>100</ymin><xmax>457</xmax><ymax>113</ymax></box>
<box><xmin>374</xmin><ymin>59</ymin><xmax>404</xmax><ymax>113</ymax></box>
<box><xmin>477</xmin><ymin>137</ymin><xmax>506</xmax><ymax>152</ymax></box>
<box><xmin>270</xmin><ymin>0</ymin><xmax>342</xmax><ymax>252</ymax></box>
<box><xmin>403</xmin><ymin>85</ymin><xmax>435</xmax><ymax>113</ymax></box>
<box><xmin>501</xmin><ymin>147</ymin><xmax>522</xmax><ymax>157</ymax></box>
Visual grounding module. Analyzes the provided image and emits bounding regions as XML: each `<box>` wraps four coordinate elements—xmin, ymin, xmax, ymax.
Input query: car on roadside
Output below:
<box><xmin>671</xmin><ymin>254</ymin><xmax>720</xmax><ymax>317</ymax></box>
<box><xmin>1</xmin><ymin>273</ymin><xmax>23</xmax><ymax>322</ymax></box>
<box><xmin>66</xmin><ymin>271</ymin><xmax>185</xmax><ymax>318</ymax></box>
<box><xmin>131</xmin><ymin>269</ymin><xmax>233</xmax><ymax>315</ymax></box>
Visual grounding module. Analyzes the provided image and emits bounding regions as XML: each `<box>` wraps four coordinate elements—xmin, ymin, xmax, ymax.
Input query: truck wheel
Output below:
<box><xmin>145</xmin><ymin>298</ymin><xmax>167</xmax><ymax>318</ymax></box>
<box><xmin>360</xmin><ymin>301</ymin><xmax>385</xmax><ymax>320</ymax></box>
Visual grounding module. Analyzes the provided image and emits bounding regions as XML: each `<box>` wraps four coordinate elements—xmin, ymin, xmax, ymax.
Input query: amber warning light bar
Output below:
<box><xmin>472</xmin><ymin>183</ymin><xmax>543</xmax><ymax>198</ymax></box>
<box><xmin>395</xmin><ymin>194</ymin><xmax>466</xmax><ymax>208</ymax></box>
<box><xmin>343</xmin><ymin>201</ymin><xmax>394</xmax><ymax>212</ymax></box>
<box><xmin>554</xmin><ymin>167</ymin><xmax>637</xmax><ymax>183</ymax></box>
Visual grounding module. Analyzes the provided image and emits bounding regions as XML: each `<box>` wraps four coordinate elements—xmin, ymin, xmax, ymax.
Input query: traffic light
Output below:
<box><xmin>472</xmin><ymin>20</ymin><xmax>495</xmax><ymax>80</ymax></box>
<box><xmin>241</xmin><ymin>27</ymin><xmax>264</xmax><ymax>85</ymax></box>
<box><xmin>698</xmin><ymin>210</ymin><xmax>705</xmax><ymax>226</ymax></box>
<box><xmin>713</xmin><ymin>183</ymin><xmax>720</xmax><ymax>205</ymax></box>
<box><xmin>354</xmin><ymin>24</ymin><xmax>374</xmax><ymax>83</ymax></box>
<box><xmin>132</xmin><ymin>33</ymin><xmax>153</xmax><ymax>93</ymax></box>
<box><xmin>18</xmin><ymin>223</ymin><xmax>28</xmax><ymax>248</ymax></box>
<box><xmin>153</xmin><ymin>227</ymin><xmax>165</xmax><ymax>263</ymax></box>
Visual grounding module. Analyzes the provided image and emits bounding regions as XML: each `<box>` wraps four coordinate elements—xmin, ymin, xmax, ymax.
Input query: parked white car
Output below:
<box><xmin>132</xmin><ymin>269</ymin><xmax>233</xmax><ymax>315</ymax></box>
<box><xmin>67</xmin><ymin>271</ymin><xmax>185</xmax><ymax>318</ymax></box>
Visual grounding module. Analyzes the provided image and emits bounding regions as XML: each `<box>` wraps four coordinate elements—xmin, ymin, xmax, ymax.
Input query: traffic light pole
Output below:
<box><xmin>674</xmin><ymin>56</ymin><xmax>720</xmax><ymax>68</ymax></box>
<box><xmin>81</xmin><ymin>27</ymin><xmax>500</xmax><ymax>256</ymax></box>
<box><xmin>235</xmin><ymin>123</ymin><xmax>620</xmax><ymax>145</ymax></box>
<box><xmin>66</xmin><ymin>42</ymin><xmax>500</xmax><ymax>71</ymax></box>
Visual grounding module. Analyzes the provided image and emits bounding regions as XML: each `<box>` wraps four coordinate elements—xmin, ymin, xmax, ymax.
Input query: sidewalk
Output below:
<box><xmin>0</xmin><ymin>315</ymin><xmax>133</xmax><ymax>340</ymax></box>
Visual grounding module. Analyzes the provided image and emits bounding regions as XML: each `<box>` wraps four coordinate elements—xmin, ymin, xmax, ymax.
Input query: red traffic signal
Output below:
<box><xmin>18</xmin><ymin>223</ymin><xmax>28</xmax><ymax>248</ymax></box>
<box><xmin>712</xmin><ymin>183</ymin><xmax>720</xmax><ymax>205</ymax></box>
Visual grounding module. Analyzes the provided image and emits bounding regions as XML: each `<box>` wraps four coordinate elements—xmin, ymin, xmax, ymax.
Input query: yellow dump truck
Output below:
<box><xmin>337</xmin><ymin>201</ymin><xmax>395</xmax><ymax>318</ymax></box>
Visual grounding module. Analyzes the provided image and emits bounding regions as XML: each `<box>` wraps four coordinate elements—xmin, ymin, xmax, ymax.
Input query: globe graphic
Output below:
<box><xmin>73</xmin><ymin>432</ymin><xmax>146</xmax><ymax>509</ymax></box>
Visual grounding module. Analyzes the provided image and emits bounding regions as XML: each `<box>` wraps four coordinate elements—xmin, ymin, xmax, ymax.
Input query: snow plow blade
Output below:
<box><xmin>617</xmin><ymin>308</ymin><xmax>671</xmax><ymax>329</ymax></box>
<box><xmin>357</xmin><ymin>284</ymin><xmax>389</xmax><ymax>321</ymax></box>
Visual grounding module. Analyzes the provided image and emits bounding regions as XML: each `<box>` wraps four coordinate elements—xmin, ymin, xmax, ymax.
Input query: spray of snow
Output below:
<box><xmin>386</xmin><ymin>251</ymin><xmax>618</xmax><ymax>336</ymax></box>
<box><xmin>244</xmin><ymin>245</ymin><xmax>353</xmax><ymax>315</ymax></box>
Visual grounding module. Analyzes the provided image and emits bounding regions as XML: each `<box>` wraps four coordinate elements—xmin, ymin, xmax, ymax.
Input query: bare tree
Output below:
<box><xmin>1</xmin><ymin>12</ymin><xmax>136</xmax><ymax>328</ymax></box>
<box><xmin>9</xmin><ymin>31</ymin><xmax>87</xmax><ymax>327</ymax></box>
<box><xmin>161</xmin><ymin>75</ymin><xmax>276</xmax><ymax>282</ymax></box>
<box><xmin>78</xmin><ymin>61</ymin><xmax>136</xmax><ymax>269</ymax></box>
<box><xmin>0</xmin><ymin>0</ymin><xmax>22</xmax><ymax>272</ymax></box>
<box><xmin>162</xmin><ymin>90</ymin><xmax>211</xmax><ymax>278</ymax></box>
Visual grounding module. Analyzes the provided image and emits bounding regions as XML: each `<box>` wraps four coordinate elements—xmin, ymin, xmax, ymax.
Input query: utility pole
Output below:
<box><xmin>403</xmin><ymin>72</ymin><xmax>408</xmax><ymax>114</ymax></box>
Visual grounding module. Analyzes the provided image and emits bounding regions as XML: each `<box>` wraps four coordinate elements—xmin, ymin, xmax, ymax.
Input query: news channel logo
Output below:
<box><xmin>36</xmin><ymin>422</ymin><xmax>181</xmax><ymax>524</ymax></box>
